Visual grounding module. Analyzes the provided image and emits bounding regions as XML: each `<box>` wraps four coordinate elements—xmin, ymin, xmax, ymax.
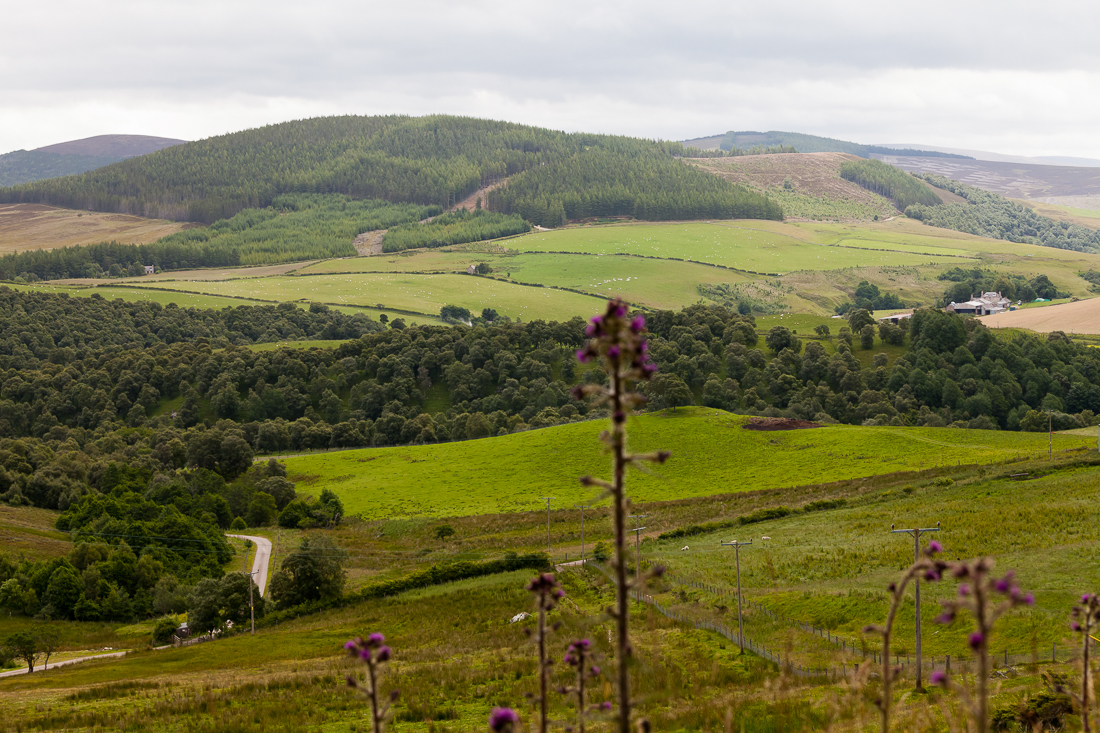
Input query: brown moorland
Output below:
<box><xmin>0</xmin><ymin>204</ymin><xmax>190</xmax><ymax>253</ymax></box>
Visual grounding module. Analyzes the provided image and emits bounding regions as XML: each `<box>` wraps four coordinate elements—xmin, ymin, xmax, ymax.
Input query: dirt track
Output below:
<box><xmin>980</xmin><ymin>297</ymin><xmax>1100</xmax><ymax>334</ymax></box>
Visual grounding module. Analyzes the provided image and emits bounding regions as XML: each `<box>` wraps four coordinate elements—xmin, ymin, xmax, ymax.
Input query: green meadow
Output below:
<box><xmin>510</xmin><ymin>221</ymin><xmax>973</xmax><ymax>273</ymax></box>
<box><xmin>282</xmin><ymin>407</ymin><xmax>1093</xmax><ymax>520</ymax></box>
<box><xmin>128</xmin><ymin>272</ymin><xmax>607</xmax><ymax>322</ymax></box>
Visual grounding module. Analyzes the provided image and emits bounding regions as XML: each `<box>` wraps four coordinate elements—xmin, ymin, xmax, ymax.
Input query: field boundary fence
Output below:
<box><xmin>662</xmin><ymin>577</ymin><xmax>1076</xmax><ymax>675</ymax></box>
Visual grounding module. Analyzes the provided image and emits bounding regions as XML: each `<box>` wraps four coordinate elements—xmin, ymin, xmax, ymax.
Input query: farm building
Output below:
<box><xmin>143</xmin><ymin>265</ymin><xmax>155</xmax><ymax>275</ymax></box>
<box><xmin>947</xmin><ymin>292</ymin><xmax>1011</xmax><ymax>316</ymax></box>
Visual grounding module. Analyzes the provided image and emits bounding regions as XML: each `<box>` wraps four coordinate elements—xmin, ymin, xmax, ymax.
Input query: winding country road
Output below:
<box><xmin>226</xmin><ymin>534</ymin><xmax>273</xmax><ymax>596</ymax></box>
<box><xmin>0</xmin><ymin>651</ymin><xmax>127</xmax><ymax>678</ymax></box>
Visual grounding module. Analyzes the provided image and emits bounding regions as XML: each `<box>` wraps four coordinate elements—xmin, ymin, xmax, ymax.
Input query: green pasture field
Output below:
<box><xmin>282</xmin><ymin>407</ymin><xmax>1093</xmax><ymax>520</ymax></box>
<box><xmin>300</xmin><ymin>252</ymin><xmax>750</xmax><ymax>312</ymax></box>
<box><xmin>511</xmin><ymin>221</ymin><xmax>972</xmax><ymax>273</ymax></box>
<box><xmin>125</xmin><ymin>273</ymin><xmax>609</xmax><ymax>323</ymax></box>
<box><xmin>646</xmin><ymin>458</ymin><xmax>1100</xmax><ymax>665</ymax></box>
<box><xmin>2</xmin><ymin>282</ymin><xmax>272</xmax><ymax>310</ymax></box>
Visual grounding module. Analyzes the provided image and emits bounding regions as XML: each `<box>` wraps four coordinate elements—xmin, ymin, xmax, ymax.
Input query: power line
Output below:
<box><xmin>541</xmin><ymin>497</ymin><xmax>556</xmax><ymax>554</ymax></box>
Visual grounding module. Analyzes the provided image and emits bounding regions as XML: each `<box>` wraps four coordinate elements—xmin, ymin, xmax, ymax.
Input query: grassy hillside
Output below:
<box><xmin>711</xmin><ymin>131</ymin><xmax>972</xmax><ymax>159</ymax></box>
<box><xmin>282</xmin><ymin>407</ymin><xmax>1093</xmax><ymax>519</ymax></box>
<box><xmin>0</xmin><ymin>115</ymin><xmax>780</xmax><ymax>228</ymax></box>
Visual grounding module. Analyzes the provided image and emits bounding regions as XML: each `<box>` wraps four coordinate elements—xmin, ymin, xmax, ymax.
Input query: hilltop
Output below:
<box><xmin>33</xmin><ymin>134</ymin><xmax>186</xmax><ymax>158</ymax></box>
<box><xmin>0</xmin><ymin>134</ymin><xmax>187</xmax><ymax>187</ymax></box>
<box><xmin>0</xmin><ymin>115</ymin><xmax>781</xmax><ymax>225</ymax></box>
<box><xmin>682</xmin><ymin>130</ymin><xmax>972</xmax><ymax>159</ymax></box>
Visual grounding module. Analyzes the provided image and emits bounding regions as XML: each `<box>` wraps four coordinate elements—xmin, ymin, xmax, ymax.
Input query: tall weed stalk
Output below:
<box><xmin>574</xmin><ymin>298</ymin><xmax>665</xmax><ymax>733</ymax></box>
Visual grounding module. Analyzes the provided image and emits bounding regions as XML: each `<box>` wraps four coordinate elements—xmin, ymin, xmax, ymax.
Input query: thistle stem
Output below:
<box><xmin>368</xmin><ymin>661</ymin><xmax>381</xmax><ymax>733</ymax></box>
<box><xmin>538</xmin><ymin>604</ymin><xmax>548</xmax><ymax>733</ymax></box>
<box><xmin>611</xmin><ymin>366</ymin><xmax>631</xmax><ymax>733</ymax></box>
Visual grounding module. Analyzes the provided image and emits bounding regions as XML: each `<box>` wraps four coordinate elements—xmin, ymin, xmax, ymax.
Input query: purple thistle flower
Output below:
<box><xmin>936</xmin><ymin>611</ymin><xmax>955</xmax><ymax>624</ymax></box>
<box><xmin>612</xmin><ymin>304</ymin><xmax>626</xmax><ymax>318</ymax></box>
<box><xmin>368</xmin><ymin>632</ymin><xmax>385</xmax><ymax>646</ymax></box>
<box><xmin>958</xmin><ymin>584</ymin><xmax>970</xmax><ymax>596</ymax></box>
<box><xmin>608</xmin><ymin>345</ymin><xmax>621</xmax><ymax>358</ymax></box>
<box><xmin>489</xmin><ymin>707</ymin><xmax>519</xmax><ymax>732</ymax></box>
<box><xmin>1073</xmin><ymin>622</ymin><xmax>1083</xmax><ymax>632</ymax></box>
<box><xmin>600</xmin><ymin>702</ymin><xmax>612</xmax><ymax>711</ymax></box>
<box><xmin>968</xmin><ymin>632</ymin><xmax>984</xmax><ymax>651</ymax></box>
<box><xmin>952</xmin><ymin>565</ymin><xmax>969</xmax><ymax>579</ymax></box>
<box><xmin>589</xmin><ymin>665</ymin><xmax>600</xmax><ymax>675</ymax></box>
<box><xmin>924</xmin><ymin>569</ymin><xmax>941</xmax><ymax>582</ymax></box>
<box><xmin>576</xmin><ymin>348</ymin><xmax>590</xmax><ymax>363</ymax></box>
<box><xmin>994</xmin><ymin>578</ymin><xmax>1010</xmax><ymax>594</ymax></box>
<box><xmin>376</xmin><ymin>646</ymin><xmax>392</xmax><ymax>662</ymax></box>
<box><xmin>930</xmin><ymin>670</ymin><xmax>948</xmax><ymax>686</ymax></box>
<box><xmin>1084</xmin><ymin>594</ymin><xmax>1093</xmax><ymax>604</ymax></box>
<box><xmin>927</xmin><ymin>540</ymin><xmax>943</xmax><ymax>554</ymax></box>
<box><xmin>344</xmin><ymin>640</ymin><xmax>358</xmax><ymax>652</ymax></box>
<box><xmin>631</xmin><ymin>315</ymin><xmax>646</xmax><ymax>332</ymax></box>
<box><xmin>360</xmin><ymin>648</ymin><xmax>372</xmax><ymax>661</ymax></box>
<box><xmin>1024</xmin><ymin>593</ymin><xmax>1035</xmax><ymax>606</ymax></box>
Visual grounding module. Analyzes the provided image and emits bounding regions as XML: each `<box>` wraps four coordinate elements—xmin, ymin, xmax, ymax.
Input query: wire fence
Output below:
<box><xmin>663</xmin><ymin>577</ymin><xmax>1079</xmax><ymax>676</ymax></box>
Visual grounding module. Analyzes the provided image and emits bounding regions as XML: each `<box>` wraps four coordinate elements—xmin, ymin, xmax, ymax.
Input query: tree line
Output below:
<box><xmin>487</xmin><ymin>146</ymin><xmax>783</xmax><ymax>226</ymax></box>
<box><xmin>382</xmin><ymin>209</ymin><xmax>530</xmax><ymax>253</ymax></box>
<box><xmin>907</xmin><ymin>174</ymin><xmax>1100</xmax><ymax>253</ymax></box>
<box><xmin>839</xmin><ymin>159</ymin><xmax>941</xmax><ymax>211</ymax></box>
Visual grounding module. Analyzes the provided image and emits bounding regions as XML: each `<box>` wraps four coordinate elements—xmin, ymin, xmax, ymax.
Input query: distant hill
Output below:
<box><xmin>35</xmin><ymin>134</ymin><xmax>185</xmax><ymax>158</ymax></box>
<box><xmin>0</xmin><ymin>134</ymin><xmax>187</xmax><ymax>187</ymax></box>
<box><xmin>0</xmin><ymin>115</ymin><xmax>782</xmax><ymax>225</ymax></box>
<box><xmin>682</xmin><ymin>131</ymin><xmax>972</xmax><ymax>160</ymax></box>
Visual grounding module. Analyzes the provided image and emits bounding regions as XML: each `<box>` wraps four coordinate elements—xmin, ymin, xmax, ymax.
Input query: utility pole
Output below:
<box><xmin>542</xmin><ymin>497</ymin><xmax>556</xmax><ymax>554</ymax></box>
<box><xmin>245</xmin><ymin>569</ymin><xmax>259</xmax><ymax>636</ymax></box>
<box><xmin>891</xmin><ymin>523</ymin><xmax>940</xmax><ymax>690</ymax></box>
<box><xmin>720</xmin><ymin>539</ymin><xmax>752</xmax><ymax>654</ymax></box>
<box><xmin>628</xmin><ymin>514</ymin><xmax>648</xmax><ymax>582</ymax></box>
<box><xmin>1049</xmin><ymin>409</ymin><xmax>1053</xmax><ymax>459</ymax></box>
<box><xmin>575</xmin><ymin>504</ymin><xmax>592</xmax><ymax>562</ymax></box>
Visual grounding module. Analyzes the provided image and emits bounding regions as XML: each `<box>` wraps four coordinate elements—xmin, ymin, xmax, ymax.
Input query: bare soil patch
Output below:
<box><xmin>742</xmin><ymin>417</ymin><xmax>822</xmax><ymax>431</ymax></box>
<box><xmin>0</xmin><ymin>203</ymin><xmax>189</xmax><ymax>253</ymax></box>
<box><xmin>353</xmin><ymin>230</ymin><xmax>386</xmax><ymax>255</ymax></box>
<box><xmin>980</xmin><ymin>297</ymin><xmax>1100</xmax><ymax>335</ymax></box>
<box><xmin>451</xmin><ymin>180</ymin><xmax>508</xmax><ymax>212</ymax></box>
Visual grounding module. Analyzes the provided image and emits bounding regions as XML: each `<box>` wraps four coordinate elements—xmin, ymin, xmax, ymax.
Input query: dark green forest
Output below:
<box><xmin>839</xmin><ymin>159</ymin><xmax>941</xmax><ymax>210</ymax></box>
<box><xmin>0</xmin><ymin>150</ymin><xmax>123</xmax><ymax>188</ymax></box>
<box><xmin>907</xmin><ymin>174</ymin><xmax>1100</xmax><ymax>252</ymax></box>
<box><xmin>488</xmin><ymin>145</ymin><xmax>783</xmax><ymax>226</ymax></box>
<box><xmin>382</xmin><ymin>209</ymin><xmax>530</xmax><ymax>253</ymax></box>
<box><xmin>2</xmin><ymin>288</ymin><xmax>1100</xmax><ymax>525</ymax></box>
<box><xmin>0</xmin><ymin>115</ymin><xmax>782</xmax><ymax>227</ymax></box>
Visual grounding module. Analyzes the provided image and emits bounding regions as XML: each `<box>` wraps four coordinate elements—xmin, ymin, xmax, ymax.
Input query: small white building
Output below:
<box><xmin>947</xmin><ymin>292</ymin><xmax>1011</xmax><ymax>316</ymax></box>
<box><xmin>466</xmin><ymin>264</ymin><xmax>478</xmax><ymax>275</ymax></box>
<box><xmin>143</xmin><ymin>265</ymin><xmax>155</xmax><ymax>275</ymax></box>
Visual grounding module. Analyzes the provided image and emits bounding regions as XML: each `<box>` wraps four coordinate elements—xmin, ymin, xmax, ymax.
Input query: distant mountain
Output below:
<box><xmin>34</xmin><ymin>134</ymin><xmax>186</xmax><ymax>158</ymax></box>
<box><xmin>0</xmin><ymin>134</ymin><xmax>187</xmax><ymax>187</ymax></box>
<box><xmin>873</xmin><ymin>144</ymin><xmax>1100</xmax><ymax>168</ymax></box>
<box><xmin>681</xmin><ymin>131</ymin><xmax>972</xmax><ymax>160</ymax></box>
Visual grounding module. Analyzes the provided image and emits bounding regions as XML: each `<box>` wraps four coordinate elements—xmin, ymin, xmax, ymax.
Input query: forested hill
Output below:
<box><xmin>0</xmin><ymin>115</ymin><xmax>781</xmax><ymax>225</ymax></box>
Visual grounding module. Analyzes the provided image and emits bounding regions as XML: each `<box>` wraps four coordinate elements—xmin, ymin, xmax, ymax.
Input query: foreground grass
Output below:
<box><xmin>284</xmin><ymin>407</ymin><xmax>1094</xmax><ymax>520</ymax></box>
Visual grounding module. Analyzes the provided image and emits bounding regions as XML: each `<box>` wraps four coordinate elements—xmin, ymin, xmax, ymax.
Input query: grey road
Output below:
<box><xmin>226</xmin><ymin>534</ymin><xmax>273</xmax><ymax>596</ymax></box>
<box><xmin>0</xmin><ymin>651</ymin><xmax>127</xmax><ymax>678</ymax></box>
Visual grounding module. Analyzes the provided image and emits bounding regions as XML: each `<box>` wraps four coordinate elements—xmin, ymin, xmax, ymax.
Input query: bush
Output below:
<box><xmin>592</xmin><ymin>542</ymin><xmax>611</xmax><ymax>563</ymax></box>
<box><xmin>152</xmin><ymin>617</ymin><xmax>178</xmax><ymax>646</ymax></box>
<box><xmin>229</xmin><ymin>516</ymin><xmax>247</xmax><ymax>530</ymax></box>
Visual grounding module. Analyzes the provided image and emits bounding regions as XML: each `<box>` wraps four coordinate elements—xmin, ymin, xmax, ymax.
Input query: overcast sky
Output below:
<box><xmin>3</xmin><ymin>0</ymin><xmax>1099</xmax><ymax>157</ymax></box>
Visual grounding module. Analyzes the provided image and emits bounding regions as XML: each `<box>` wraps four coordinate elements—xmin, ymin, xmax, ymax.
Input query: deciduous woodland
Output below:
<box><xmin>2</xmin><ymin>289</ymin><xmax>1099</xmax><ymax>517</ymax></box>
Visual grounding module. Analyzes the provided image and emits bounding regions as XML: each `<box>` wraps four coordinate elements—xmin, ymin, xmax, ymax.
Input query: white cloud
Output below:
<box><xmin>2</xmin><ymin>0</ymin><xmax>1100</xmax><ymax>156</ymax></box>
